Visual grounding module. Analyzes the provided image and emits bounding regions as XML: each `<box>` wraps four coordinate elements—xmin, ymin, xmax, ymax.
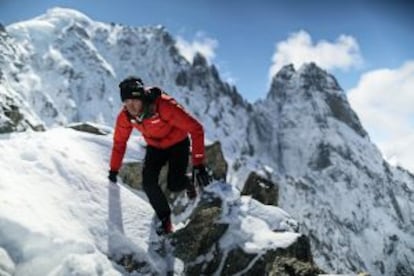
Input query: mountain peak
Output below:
<box><xmin>266</xmin><ymin>62</ymin><xmax>366</xmax><ymax>137</ymax></box>
<box><xmin>297</xmin><ymin>62</ymin><xmax>324</xmax><ymax>74</ymax></box>
<box><xmin>192</xmin><ymin>52</ymin><xmax>208</xmax><ymax>67</ymax></box>
<box><xmin>42</xmin><ymin>7</ymin><xmax>93</xmax><ymax>25</ymax></box>
<box><xmin>7</xmin><ymin>7</ymin><xmax>93</xmax><ymax>34</ymax></box>
<box><xmin>297</xmin><ymin>62</ymin><xmax>342</xmax><ymax>92</ymax></box>
<box><xmin>267</xmin><ymin>64</ymin><xmax>295</xmax><ymax>101</ymax></box>
<box><xmin>6</xmin><ymin>7</ymin><xmax>95</xmax><ymax>45</ymax></box>
<box><xmin>273</xmin><ymin>64</ymin><xmax>296</xmax><ymax>81</ymax></box>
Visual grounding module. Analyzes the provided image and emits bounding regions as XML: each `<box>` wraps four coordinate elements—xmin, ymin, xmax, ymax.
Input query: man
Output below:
<box><xmin>108</xmin><ymin>76</ymin><xmax>210</xmax><ymax>235</ymax></box>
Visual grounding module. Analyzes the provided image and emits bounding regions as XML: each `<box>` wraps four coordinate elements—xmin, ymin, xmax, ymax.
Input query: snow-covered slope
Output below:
<box><xmin>0</xmin><ymin>128</ymin><xmax>300</xmax><ymax>275</ymax></box>
<box><xmin>248</xmin><ymin>63</ymin><xmax>414</xmax><ymax>275</ymax></box>
<box><xmin>0</xmin><ymin>128</ymin><xmax>150</xmax><ymax>275</ymax></box>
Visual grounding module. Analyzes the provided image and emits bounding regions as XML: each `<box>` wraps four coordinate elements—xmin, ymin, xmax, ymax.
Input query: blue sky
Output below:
<box><xmin>1</xmin><ymin>0</ymin><xmax>412</xmax><ymax>102</ymax></box>
<box><xmin>1</xmin><ymin>0</ymin><xmax>414</xmax><ymax>170</ymax></box>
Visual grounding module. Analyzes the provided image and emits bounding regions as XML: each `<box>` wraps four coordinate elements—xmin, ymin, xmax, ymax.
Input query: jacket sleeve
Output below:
<box><xmin>159</xmin><ymin>98</ymin><xmax>205</xmax><ymax>166</ymax></box>
<box><xmin>110</xmin><ymin>110</ymin><xmax>132</xmax><ymax>171</ymax></box>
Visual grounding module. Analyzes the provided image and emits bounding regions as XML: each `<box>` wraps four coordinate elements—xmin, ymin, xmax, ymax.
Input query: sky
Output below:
<box><xmin>1</xmin><ymin>0</ymin><xmax>414</xmax><ymax>170</ymax></box>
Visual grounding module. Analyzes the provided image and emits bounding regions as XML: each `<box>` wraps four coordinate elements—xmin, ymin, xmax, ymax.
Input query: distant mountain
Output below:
<box><xmin>249</xmin><ymin>63</ymin><xmax>414</xmax><ymax>275</ymax></box>
<box><xmin>0</xmin><ymin>7</ymin><xmax>413</xmax><ymax>275</ymax></box>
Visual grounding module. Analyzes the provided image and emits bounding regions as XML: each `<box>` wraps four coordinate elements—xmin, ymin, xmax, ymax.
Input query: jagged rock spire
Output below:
<box><xmin>192</xmin><ymin>52</ymin><xmax>208</xmax><ymax>67</ymax></box>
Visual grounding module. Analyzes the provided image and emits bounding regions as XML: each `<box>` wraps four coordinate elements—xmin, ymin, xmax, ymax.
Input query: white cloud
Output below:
<box><xmin>378</xmin><ymin>133</ymin><xmax>414</xmax><ymax>173</ymax></box>
<box><xmin>175</xmin><ymin>32</ymin><xmax>218</xmax><ymax>64</ymax></box>
<box><xmin>269</xmin><ymin>30</ymin><xmax>362</xmax><ymax>79</ymax></box>
<box><xmin>348</xmin><ymin>61</ymin><xmax>414</xmax><ymax>173</ymax></box>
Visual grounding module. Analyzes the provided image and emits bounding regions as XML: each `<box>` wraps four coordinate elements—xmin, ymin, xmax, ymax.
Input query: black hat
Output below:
<box><xmin>119</xmin><ymin>77</ymin><xmax>145</xmax><ymax>102</ymax></box>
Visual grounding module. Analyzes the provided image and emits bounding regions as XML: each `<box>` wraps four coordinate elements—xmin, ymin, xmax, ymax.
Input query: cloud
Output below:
<box><xmin>378</xmin><ymin>133</ymin><xmax>414</xmax><ymax>174</ymax></box>
<box><xmin>269</xmin><ymin>30</ymin><xmax>362</xmax><ymax>79</ymax></box>
<box><xmin>348</xmin><ymin>61</ymin><xmax>414</xmax><ymax>173</ymax></box>
<box><xmin>175</xmin><ymin>32</ymin><xmax>218</xmax><ymax>64</ymax></box>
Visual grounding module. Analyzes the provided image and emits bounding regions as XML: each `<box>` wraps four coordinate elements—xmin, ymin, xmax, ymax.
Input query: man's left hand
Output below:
<box><xmin>192</xmin><ymin>165</ymin><xmax>211</xmax><ymax>187</ymax></box>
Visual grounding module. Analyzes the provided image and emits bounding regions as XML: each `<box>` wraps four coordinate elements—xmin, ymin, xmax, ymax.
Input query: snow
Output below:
<box><xmin>1</xmin><ymin>7</ymin><xmax>413</xmax><ymax>275</ymax></box>
<box><xmin>0</xmin><ymin>128</ymin><xmax>152</xmax><ymax>275</ymax></box>
<box><xmin>207</xmin><ymin>184</ymin><xmax>300</xmax><ymax>255</ymax></box>
<box><xmin>0</xmin><ymin>247</ymin><xmax>15</xmax><ymax>276</ymax></box>
<box><xmin>0</xmin><ymin>128</ymin><xmax>299</xmax><ymax>275</ymax></box>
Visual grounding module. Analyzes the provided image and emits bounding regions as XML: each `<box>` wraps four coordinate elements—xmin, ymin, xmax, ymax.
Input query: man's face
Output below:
<box><xmin>124</xmin><ymin>99</ymin><xmax>143</xmax><ymax>116</ymax></box>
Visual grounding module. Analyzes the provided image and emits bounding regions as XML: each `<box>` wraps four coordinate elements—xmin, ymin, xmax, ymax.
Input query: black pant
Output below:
<box><xmin>142</xmin><ymin>137</ymin><xmax>190</xmax><ymax>221</ymax></box>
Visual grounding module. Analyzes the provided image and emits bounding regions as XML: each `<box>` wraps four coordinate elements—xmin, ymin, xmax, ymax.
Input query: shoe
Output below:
<box><xmin>186</xmin><ymin>182</ymin><xmax>197</xmax><ymax>199</ymax></box>
<box><xmin>156</xmin><ymin>217</ymin><xmax>173</xmax><ymax>235</ymax></box>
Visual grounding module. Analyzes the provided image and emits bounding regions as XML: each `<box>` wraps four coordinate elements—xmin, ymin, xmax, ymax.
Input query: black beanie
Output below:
<box><xmin>119</xmin><ymin>77</ymin><xmax>145</xmax><ymax>102</ymax></box>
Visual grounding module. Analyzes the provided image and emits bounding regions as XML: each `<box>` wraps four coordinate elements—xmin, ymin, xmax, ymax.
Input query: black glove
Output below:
<box><xmin>192</xmin><ymin>165</ymin><xmax>210</xmax><ymax>187</ymax></box>
<box><xmin>108</xmin><ymin>170</ymin><xmax>118</xmax><ymax>183</ymax></box>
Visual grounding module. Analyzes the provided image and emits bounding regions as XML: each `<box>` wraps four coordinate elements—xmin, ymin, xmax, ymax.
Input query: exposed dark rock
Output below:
<box><xmin>242</xmin><ymin>172</ymin><xmax>279</xmax><ymax>206</ymax></box>
<box><xmin>220</xmin><ymin>235</ymin><xmax>323</xmax><ymax>275</ymax></box>
<box><xmin>172</xmin><ymin>189</ymin><xmax>323</xmax><ymax>275</ymax></box>
<box><xmin>111</xmin><ymin>254</ymin><xmax>152</xmax><ymax>274</ymax></box>
<box><xmin>0</xmin><ymin>102</ymin><xmax>44</xmax><ymax>133</ymax></box>
<box><xmin>204</xmin><ymin>141</ymin><xmax>227</xmax><ymax>181</ymax></box>
<box><xmin>67</xmin><ymin>122</ymin><xmax>110</xmax><ymax>135</ymax></box>
<box><xmin>171</xmin><ymin>192</ymin><xmax>227</xmax><ymax>264</ymax></box>
<box><xmin>325</xmin><ymin>93</ymin><xmax>367</xmax><ymax>137</ymax></box>
<box><xmin>268</xmin><ymin>255</ymin><xmax>325</xmax><ymax>276</ymax></box>
<box><xmin>3</xmin><ymin>104</ymin><xmax>23</xmax><ymax>127</ymax></box>
<box><xmin>175</xmin><ymin>70</ymin><xmax>187</xmax><ymax>86</ymax></box>
<box><xmin>267</xmin><ymin>64</ymin><xmax>295</xmax><ymax>101</ymax></box>
<box><xmin>298</xmin><ymin>63</ymin><xmax>340</xmax><ymax>91</ymax></box>
<box><xmin>192</xmin><ymin>52</ymin><xmax>208</xmax><ymax>68</ymax></box>
<box><xmin>118</xmin><ymin>162</ymin><xmax>145</xmax><ymax>190</ymax></box>
<box><xmin>67</xmin><ymin>23</ymin><xmax>90</xmax><ymax>39</ymax></box>
<box><xmin>308</xmin><ymin>143</ymin><xmax>332</xmax><ymax>171</ymax></box>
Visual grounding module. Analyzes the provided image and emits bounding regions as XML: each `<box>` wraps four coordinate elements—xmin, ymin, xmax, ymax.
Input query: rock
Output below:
<box><xmin>118</xmin><ymin>162</ymin><xmax>144</xmax><ymax>190</ymax></box>
<box><xmin>171</xmin><ymin>193</ymin><xmax>228</xmax><ymax>264</ymax></box>
<box><xmin>242</xmin><ymin>172</ymin><xmax>279</xmax><ymax>206</ymax></box>
<box><xmin>67</xmin><ymin>122</ymin><xmax>110</xmax><ymax>135</ymax></box>
<box><xmin>219</xmin><ymin>235</ymin><xmax>323</xmax><ymax>276</ymax></box>
<box><xmin>0</xmin><ymin>104</ymin><xmax>23</xmax><ymax>133</ymax></box>
<box><xmin>119</xmin><ymin>140</ymin><xmax>227</xmax><ymax>191</ymax></box>
<box><xmin>0</xmin><ymin>102</ymin><xmax>45</xmax><ymax>134</ymax></box>
<box><xmin>168</xmin><ymin>186</ymin><xmax>323</xmax><ymax>275</ymax></box>
<box><xmin>204</xmin><ymin>141</ymin><xmax>227</xmax><ymax>181</ymax></box>
<box><xmin>118</xmin><ymin>143</ymin><xmax>324</xmax><ymax>275</ymax></box>
<box><xmin>192</xmin><ymin>52</ymin><xmax>208</xmax><ymax>68</ymax></box>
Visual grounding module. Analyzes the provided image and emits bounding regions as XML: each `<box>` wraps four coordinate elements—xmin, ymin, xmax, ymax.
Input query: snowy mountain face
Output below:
<box><xmin>0</xmin><ymin>8</ymin><xmax>251</xmax><ymax>160</ymax></box>
<box><xmin>248</xmin><ymin>64</ymin><xmax>414</xmax><ymax>275</ymax></box>
<box><xmin>0</xmin><ymin>23</ymin><xmax>44</xmax><ymax>132</ymax></box>
<box><xmin>1</xmin><ymin>7</ymin><xmax>413</xmax><ymax>276</ymax></box>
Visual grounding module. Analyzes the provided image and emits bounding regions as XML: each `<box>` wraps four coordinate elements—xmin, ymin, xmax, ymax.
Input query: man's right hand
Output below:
<box><xmin>108</xmin><ymin>170</ymin><xmax>118</xmax><ymax>183</ymax></box>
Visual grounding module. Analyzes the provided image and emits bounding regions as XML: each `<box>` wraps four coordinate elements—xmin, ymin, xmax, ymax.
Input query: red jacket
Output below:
<box><xmin>110</xmin><ymin>93</ymin><xmax>205</xmax><ymax>171</ymax></box>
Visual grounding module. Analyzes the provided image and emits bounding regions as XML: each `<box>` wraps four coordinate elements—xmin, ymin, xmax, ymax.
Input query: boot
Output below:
<box><xmin>156</xmin><ymin>216</ymin><xmax>173</xmax><ymax>235</ymax></box>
